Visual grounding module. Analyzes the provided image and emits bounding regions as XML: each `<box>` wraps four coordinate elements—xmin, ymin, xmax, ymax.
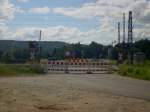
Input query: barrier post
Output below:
<box><xmin>65</xmin><ymin>59</ymin><xmax>69</xmax><ymax>73</ymax></box>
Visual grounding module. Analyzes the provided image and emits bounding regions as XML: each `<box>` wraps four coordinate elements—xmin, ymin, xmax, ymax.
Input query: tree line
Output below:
<box><xmin>0</xmin><ymin>39</ymin><xmax>149</xmax><ymax>63</ymax></box>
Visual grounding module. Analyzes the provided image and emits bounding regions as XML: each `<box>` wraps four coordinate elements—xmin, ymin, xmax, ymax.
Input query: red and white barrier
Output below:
<box><xmin>47</xmin><ymin>59</ymin><xmax>112</xmax><ymax>74</ymax></box>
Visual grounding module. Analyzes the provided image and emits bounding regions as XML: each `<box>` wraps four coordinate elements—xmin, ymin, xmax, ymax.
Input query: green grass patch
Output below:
<box><xmin>118</xmin><ymin>61</ymin><xmax>150</xmax><ymax>81</ymax></box>
<box><xmin>0</xmin><ymin>64</ymin><xmax>45</xmax><ymax>77</ymax></box>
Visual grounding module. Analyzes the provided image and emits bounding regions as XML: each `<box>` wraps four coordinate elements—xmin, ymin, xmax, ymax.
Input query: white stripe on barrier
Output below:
<box><xmin>47</xmin><ymin>59</ymin><xmax>112</xmax><ymax>73</ymax></box>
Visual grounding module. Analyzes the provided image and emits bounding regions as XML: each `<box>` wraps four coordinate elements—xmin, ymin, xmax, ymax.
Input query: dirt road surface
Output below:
<box><xmin>0</xmin><ymin>74</ymin><xmax>150</xmax><ymax>112</ymax></box>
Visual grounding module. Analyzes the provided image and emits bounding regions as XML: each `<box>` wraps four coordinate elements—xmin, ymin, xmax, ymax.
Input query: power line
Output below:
<box><xmin>118</xmin><ymin>22</ymin><xmax>121</xmax><ymax>44</ymax></box>
<box><xmin>38</xmin><ymin>30</ymin><xmax>42</xmax><ymax>62</ymax></box>
<box><xmin>123</xmin><ymin>13</ymin><xmax>126</xmax><ymax>43</ymax></box>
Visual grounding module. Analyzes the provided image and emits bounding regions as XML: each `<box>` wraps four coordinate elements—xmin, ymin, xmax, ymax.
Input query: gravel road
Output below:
<box><xmin>0</xmin><ymin>74</ymin><xmax>150</xmax><ymax>112</ymax></box>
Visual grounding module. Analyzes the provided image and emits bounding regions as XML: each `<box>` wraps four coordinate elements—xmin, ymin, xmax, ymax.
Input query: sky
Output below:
<box><xmin>0</xmin><ymin>0</ymin><xmax>150</xmax><ymax>44</ymax></box>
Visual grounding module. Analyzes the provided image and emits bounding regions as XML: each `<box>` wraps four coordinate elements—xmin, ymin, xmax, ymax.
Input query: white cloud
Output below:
<box><xmin>0</xmin><ymin>0</ymin><xmax>24</xmax><ymax>25</ymax></box>
<box><xmin>0</xmin><ymin>0</ymin><xmax>24</xmax><ymax>40</ymax></box>
<box><xmin>1</xmin><ymin>0</ymin><xmax>150</xmax><ymax>44</ymax></box>
<box><xmin>0</xmin><ymin>26</ymin><xmax>8</xmax><ymax>40</ymax></box>
<box><xmin>134</xmin><ymin>24</ymin><xmax>150</xmax><ymax>41</ymax></box>
<box><xmin>29</xmin><ymin>7</ymin><xmax>51</xmax><ymax>14</ymax></box>
<box><xmin>52</xmin><ymin>1</ymin><xmax>123</xmax><ymax>19</ymax></box>
<box><xmin>0</xmin><ymin>0</ymin><xmax>16</xmax><ymax>23</ymax></box>
<box><xmin>52</xmin><ymin>0</ymin><xmax>150</xmax><ymax>20</ymax></box>
<box><xmin>17</xmin><ymin>0</ymin><xmax>30</xmax><ymax>3</ymax></box>
<box><xmin>5</xmin><ymin>25</ymin><xmax>116</xmax><ymax>44</ymax></box>
<box><xmin>52</xmin><ymin>0</ymin><xmax>150</xmax><ymax>43</ymax></box>
<box><xmin>11</xmin><ymin>26</ymin><xmax>85</xmax><ymax>42</ymax></box>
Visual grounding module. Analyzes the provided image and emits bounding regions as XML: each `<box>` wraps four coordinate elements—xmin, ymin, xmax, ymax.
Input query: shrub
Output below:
<box><xmin>118</xmin><ymin>61</ymin><xmax>150</xmax><ymax>81</ymax></box>
<box><xmin>0</xmin><ymin>64</ymin><xmax>45</xmax><ymax>76</ymax></box>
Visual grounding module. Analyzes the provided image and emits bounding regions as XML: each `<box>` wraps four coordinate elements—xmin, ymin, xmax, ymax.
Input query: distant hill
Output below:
<box><xmin>0</xmin><ymin>40</ymin><xmax>67</xmax><ymax>53</ymax></box>
<box><xmin>0</xmin><ymin>39</ymin><xmax>149</xmax><ymax>63</ymax></box>
<box><xmin>0</xmin><ymin>40</ymin><xmax>68</xmax><ymax>62</ymax></box>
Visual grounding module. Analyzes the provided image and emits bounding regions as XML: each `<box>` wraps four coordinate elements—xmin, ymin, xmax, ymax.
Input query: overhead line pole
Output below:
<box><xmin>118</xmin><ymin>22</ymin><xmax>121</xmax><ymax>44</ymax></box>
<box><xmin>123</xmin><ymin>13</ymin><xmax>126</xmax><ymax>43</ymax></box>
<box><xmin>123</xmin><ymin>13</ymin><xmax>126</xmax><ymax>61</ymax></box>
<box><xmin>128</xmin><ymin>11</ymin><xmax>134</xmax><ymax>64</ymax></box>
<box><xmin>39</xmin><ymin>30</ymin><xmax>42</xmax><ymax>62</ymax></box>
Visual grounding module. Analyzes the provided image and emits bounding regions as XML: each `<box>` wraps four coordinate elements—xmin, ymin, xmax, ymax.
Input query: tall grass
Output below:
<box><xmin>0</xmin><ymin>64</ymin><xmax>45</xmax><ymax>77</ymax></box>
<box><xmin>118</xmin><ymin>61</ymin><xmax>150</xmax><ymax>81</ymax></box>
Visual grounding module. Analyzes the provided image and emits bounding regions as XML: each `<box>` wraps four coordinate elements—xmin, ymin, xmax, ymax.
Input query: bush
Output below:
<box><xmin>118</xmin><ymin>61</ymin><xmax>150</xmax><ymax>81</ymax></box>
<box><xmin>0</xmin><ymin>64</ymin><xmax>45</xmax><ymax>76</ymax></box>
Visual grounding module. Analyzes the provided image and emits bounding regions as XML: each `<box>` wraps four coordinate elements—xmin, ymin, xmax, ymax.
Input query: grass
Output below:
<box><xmin>118</xmin><ymin>61</ymin><xmax>150</xmax><ymax>81</ymax></box>
<box><xmin>0</xmin><ymin>64</ymin><xmax>45</xmax><ymax>77</ymax></box>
